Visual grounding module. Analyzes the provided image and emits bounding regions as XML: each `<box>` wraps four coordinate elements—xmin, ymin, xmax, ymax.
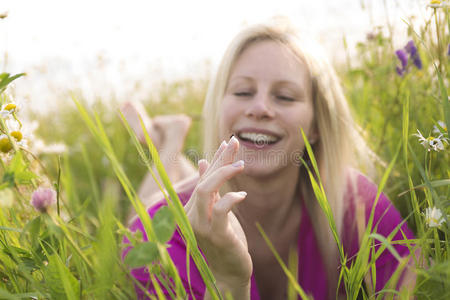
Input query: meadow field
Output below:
<box><xmin>0</xmin><ymin>2</ymin><xmax>449</xmax><ymax>300</ymax></box>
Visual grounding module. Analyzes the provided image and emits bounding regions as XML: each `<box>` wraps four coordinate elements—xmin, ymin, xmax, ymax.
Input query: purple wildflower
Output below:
<box><xmin>447</xmin><ymin>44</ymin><xmax>450</xmax><ymax>56</ymax></box>
<box><xmin>31</xmin><ymin>188</ymin><xmax>56</xmax><ymax>213</ymax></box>
<box><xmin>404</xmin><ymin>40</ymin><xmax>422</xmax><ymax>69</ymax></box>
<box><xmin>395</xmin><ymin>49</ymin><xmax>408</xmax><ymax>76</ymax></box>
<box><xmin>395</xmin><ymin>40</ymin><xmax>423</xmax><ymax>75</ymax></box>
<box><xmin>395</xmin><ymin>50</ymin><xmax>408</xmax><ymax>68</ymax></box>
<box><xmin>396</xmin><ymin>66</ymin><xmax>405</xmax><ymax>76</ymax></box>
<box><xmin>405</xmin><ymin>40</ymin><xmax>418</xmax><ymax>56</ymax></box>
<box><xmin>412</xmin><ymin>55</ymin><xmax>422</xmax><ymax>69</ymax></box>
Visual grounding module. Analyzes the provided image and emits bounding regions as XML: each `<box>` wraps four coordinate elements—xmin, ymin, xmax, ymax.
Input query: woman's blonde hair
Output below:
<box><xmin>202</xmin><ymin>18</ymin><xmax>373</xmax><ymax>294</ymax></box>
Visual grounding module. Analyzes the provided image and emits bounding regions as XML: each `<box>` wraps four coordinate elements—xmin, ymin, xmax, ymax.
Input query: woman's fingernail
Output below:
<box><xmin>198</xmin><ymin>159</ymin><xmax>206</xmax><ymax>166</ymax></box>
<box><xmin>236</xmin><ymin>191</ymin><xmax>247</xmax><ymax>197</ymax></box>
<box><xmin>229</xmin><ymin>135</ymin><xmax>238</xmax><ymax>145</ymax></box>
<box><xmin>232</xmin><ymin>160</ymin><xmax>244</xmax><ymax>167</ymax></box>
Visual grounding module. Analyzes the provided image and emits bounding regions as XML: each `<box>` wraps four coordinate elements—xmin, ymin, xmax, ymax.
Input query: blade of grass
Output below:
<box><xmin>256</xmin><ymin>223</ymin><xmax>312</xmax><ymax>300</ymax></box>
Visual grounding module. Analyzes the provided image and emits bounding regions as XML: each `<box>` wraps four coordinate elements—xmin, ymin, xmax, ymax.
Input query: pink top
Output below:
<box><xmin>123</xmin><ymin>173</ymin><xmax>414</xmax><ymax>299</ymax></box>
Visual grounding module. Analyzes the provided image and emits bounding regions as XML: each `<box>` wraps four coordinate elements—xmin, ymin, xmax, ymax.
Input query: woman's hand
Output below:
<box><xmin>184</xmin><ymin>136</ymin><xmax>252</xmax><ymax>297</ymax></box>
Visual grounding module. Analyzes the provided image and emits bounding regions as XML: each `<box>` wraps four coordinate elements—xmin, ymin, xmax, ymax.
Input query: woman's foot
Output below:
<box><xmin>153</xmin><ymin>114</ymin><xmax>192</xmax><ymax>155</ymax></box>
<box><xmin>120</xmin><ymin>101</ymin><xmax>162</xmax><ymax>148</ymax></box>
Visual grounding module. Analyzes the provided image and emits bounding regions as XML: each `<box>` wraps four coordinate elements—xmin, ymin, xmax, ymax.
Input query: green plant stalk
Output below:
<box><xmin>80</xmin><ymin>145</ymin><xmax>100</xmax><ymax>206</ymax></box>
<box><xmin>256</xmin><ymin>223</ymin><xmax>312</xmax><ymax>300</ymax></box>
<box><xmin>408</xmin><ymin>144</ymin><xmax>440</xmax><ymax>206</ymax></box>
<box><xmin>56</xmin><ymin>155</ymin><xmax>62</xmax><ymax>217</ymax></box>
<box><xmin>433</xmin><ymin>8</ymin><xmax>442</xmax><ymax>73</ymax></box>
<box><xmin>401</xmin><ymin>90</ymin><xmax>424</xmax><ymax>238</ymax></box>
<box><xmin>0</xmin><ymin>117</ymin><xmax>19</xmax><ymax>153</ymax></box>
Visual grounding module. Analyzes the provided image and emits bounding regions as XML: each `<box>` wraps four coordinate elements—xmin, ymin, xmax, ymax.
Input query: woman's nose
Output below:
<box><xmin>245</xmin><ymin>93</ymin><xmax>275</xmax><ymax>120</ymax></box>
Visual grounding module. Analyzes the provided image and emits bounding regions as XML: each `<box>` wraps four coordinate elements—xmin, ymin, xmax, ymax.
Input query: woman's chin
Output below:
<box><xmin>241</xmin><ymin>162</ymin><xmax>285</xmax><ymax>179</ymax></box>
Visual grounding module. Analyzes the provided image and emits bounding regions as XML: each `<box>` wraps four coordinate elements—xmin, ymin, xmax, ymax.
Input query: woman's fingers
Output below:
<box><xmin>197</xmin><ymin>160</ymin><xmax>244</xmax><ymax>197</ymax></box>
<box><xmin>211</xmin><ymin>140</ymin><xmax>228</xmax><ymax>165</ymax></box>
<box><xmin>198</xmin><ymin>159</ymin><xmax>209</xmax><ymax>177</ymax></box>
<box><xmin>200</xmin><ymin>140</ymin><xmax>228</xmax><ymax>178</ymax></box>
<box><xmin>207</xmin><ymin>136</ymin><xmax>240</xmax><ymax>176</ymax></box>
<box><xmin>194</xmin><ymin>160</ymin><xmax>245</xmax><ymax>218</ymax></box>
<box><xmin>211</xmin><ymin>191</ymin><xmax>247</xmax><ymax>232</ymax></box>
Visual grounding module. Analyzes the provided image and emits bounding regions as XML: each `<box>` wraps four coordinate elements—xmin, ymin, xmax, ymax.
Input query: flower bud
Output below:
<box><xmin>31</xmin><ymin>188</ymin><xmax>57</xmax><ymax>213</ymax></box>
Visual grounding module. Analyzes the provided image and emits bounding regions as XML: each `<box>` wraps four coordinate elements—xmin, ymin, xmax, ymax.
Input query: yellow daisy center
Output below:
<box><xmin>0</xmin><ymin>137</ymin><xmax>12</xmax><ymax>153</ymax></box>
<box><xmin>430</xmin><ymin>0</ymin><xmax>441</xmax><ymax>4</ymax></box>
<box><xmin>11</xmin><ymin>131</ymin><xmax>23</xmax><ymax>141</ymax></box>
<box><xmin>4</xmin><ymin>103</ymin><xmax>16</xmax><ymax>111</ymax></box>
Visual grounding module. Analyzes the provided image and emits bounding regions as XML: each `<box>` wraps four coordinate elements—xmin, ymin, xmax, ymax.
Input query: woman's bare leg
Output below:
<box><xmin>120</xmin><ymin>101</ymin><xmax>162</xmax><ymax>147</ymax></box>
<box><xmin>137</xmin><ymin>115</ymin><xmax>196</xmax><ymax>203</ymax></box>
<box><xmin>120</xmin><ymin>102</ymin><xmax>197</xmax><ymax>206</ymax></box>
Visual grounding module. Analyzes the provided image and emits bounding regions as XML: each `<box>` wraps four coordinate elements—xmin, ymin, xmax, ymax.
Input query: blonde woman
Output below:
<box><xmin>124</xmin><ymin>19</ymin><xmax>414</xmax><ymax>299</ymax></box>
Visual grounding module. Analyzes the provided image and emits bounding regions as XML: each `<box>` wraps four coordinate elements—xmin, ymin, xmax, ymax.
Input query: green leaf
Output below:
<box><xmin>45</xmin><ymin>254</ymin><xmax>80</xmax><ymax>300</ymax></box>
<box><xmin>20</xmin><ymin>216</ymin><xmax>41</xmax><ymax>248</ymax></box>
<box><xmin>368</xmin><ymin>233</ymin><xmax>402</xmax><ymax>262</ymax></box>
<box><xmin>1</xmin><ymin>172</ymin><xmax>15</xmax><ymax>188</ymax></box>
<box><xmin>153</xmin><ymin>206</ymin><xmax>176</xmax><ymax>244</ymax></box>
<box><xmin>0</xmin><ymin>287</ymin><xmax>19</xmax><ymax>300</ymax></box>
<box><xmin>124</xmin><ymin>241</ymin><xmax>159</xmax><ymax>268</ymax></box>
<box><xmin>0</xmin><ymin>72</ymin><xmax>26</xmax><ymax>93</ymax></box>
<box><xmin>2</xmin><ymin>152</ymin><xmax>37</xmax><ymax>186</ymax></box>
<box><xmin>0</xmin><ymin>226</ymin><xmax>22</xmax><ymax>233</ymax></box>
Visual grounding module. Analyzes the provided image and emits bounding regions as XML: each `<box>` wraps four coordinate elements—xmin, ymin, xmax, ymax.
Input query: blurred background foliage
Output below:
<box><xmin>29</xmin><ymin>14</ymin><xmax>448</xmax><ymax>230</ymax></box>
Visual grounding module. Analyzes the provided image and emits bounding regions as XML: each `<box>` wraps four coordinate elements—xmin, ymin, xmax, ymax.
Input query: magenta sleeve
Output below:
<box><xmin>122</xmin><ymin>192</ymin><xmax>206</xmax><ymax>299</ymax></box>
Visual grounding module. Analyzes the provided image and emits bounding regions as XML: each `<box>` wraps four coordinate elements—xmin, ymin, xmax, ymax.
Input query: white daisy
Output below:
<box><xmin>2</xmin><ymin>119</ymin><xmax>28</xmax><ymax>150</ymax></box>
<box><xmin>427</xmin><ymin>0</ymin><xmax>450</xmax><ymax>8</ymax></box>
<box><xmin>414</xmin><ymin>129</ymin><xmax>449</xmax><ymax>151</ymax></box>
<box><xmin>424</xmin><ymin>207</ymin><xmax>446</xmax><ymax>228</ymax></box>
<box><xmin>0</xmin><ymin>134</ymin><xmax>13</xmax><ymax>153</ymax></box>
<box><xmin>433</xmin><ymin>120</ymin><xmax>448</xmax><ymax>135</ymax></box>
<box><xmin>0</xmin><ymin>103</ymin><xmax>17</xmax><ymax>118</ymax></box>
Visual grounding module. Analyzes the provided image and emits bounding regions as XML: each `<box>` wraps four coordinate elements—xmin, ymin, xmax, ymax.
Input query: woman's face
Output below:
<box><xmin>219</xmin><ymin>40</ymin><xmax>318</xmax><ymax>178</ymax></box>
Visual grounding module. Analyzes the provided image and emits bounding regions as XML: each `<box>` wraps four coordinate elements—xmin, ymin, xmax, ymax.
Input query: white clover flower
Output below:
<box><xmin>433</xmin><ymin>120</ymin><xmax>448</xmax><ymax>135</ymax></box>
<box><xmin>414</xmin><ymin>129</ymin><xmax>449</xmax><ymax>151</ymax></box>
<box><xmin>424</xmin><ymin>207</ymin><xmax>446</xmax><ymax>228</ymax></box>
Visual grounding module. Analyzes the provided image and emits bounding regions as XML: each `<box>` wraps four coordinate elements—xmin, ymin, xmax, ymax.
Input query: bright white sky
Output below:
<box><xmin>0</xmin><ymin>0</ymin><xmax>428</xmax><ymax>113</ymax></box>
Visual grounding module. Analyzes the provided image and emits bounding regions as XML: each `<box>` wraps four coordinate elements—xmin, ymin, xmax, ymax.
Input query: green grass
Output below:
<box><xmin>0</xmin><ymin>4</ymin><xmax>449</xmax><ymax>300</ymax></box>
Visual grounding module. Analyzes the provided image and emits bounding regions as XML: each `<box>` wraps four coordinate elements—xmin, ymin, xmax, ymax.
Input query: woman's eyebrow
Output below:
<box><xmin>226</xmin><ymin>76</ymin><xmax>254</xmax><ymax>90</ymax></box>
<box><xmin>229</xmin><ymin>76</ymin><xmax>254</xmax><ymax>84</ymax></box>
<box><xmin>275</xmin><ymin>80</ymin><xmax>307</xmax><ymax>95</ymax></box>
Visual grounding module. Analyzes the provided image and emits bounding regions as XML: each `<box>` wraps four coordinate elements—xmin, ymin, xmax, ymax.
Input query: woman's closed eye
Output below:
<box><xmin>234</xmin><ymin>91</ymin><xmax>253</xmax><ymax>97</ymax></box>
<box><xmin>276</xmin><ymin>95</ymin><xmax>295</xmax><ymax>102</ymax></box>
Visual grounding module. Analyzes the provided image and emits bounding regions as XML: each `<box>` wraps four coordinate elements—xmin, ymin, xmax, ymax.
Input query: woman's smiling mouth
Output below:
<box><xmin>235</xmin><ymin>128</ymin><xmax>282</xmax><ymax>149</ymax></box>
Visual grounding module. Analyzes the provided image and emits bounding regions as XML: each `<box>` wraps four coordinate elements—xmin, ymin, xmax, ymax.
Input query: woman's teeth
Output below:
<box><xmin>238</xmin><ymin>132</ymin><xmax>279</xmax><ymax>144</ymax></box>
